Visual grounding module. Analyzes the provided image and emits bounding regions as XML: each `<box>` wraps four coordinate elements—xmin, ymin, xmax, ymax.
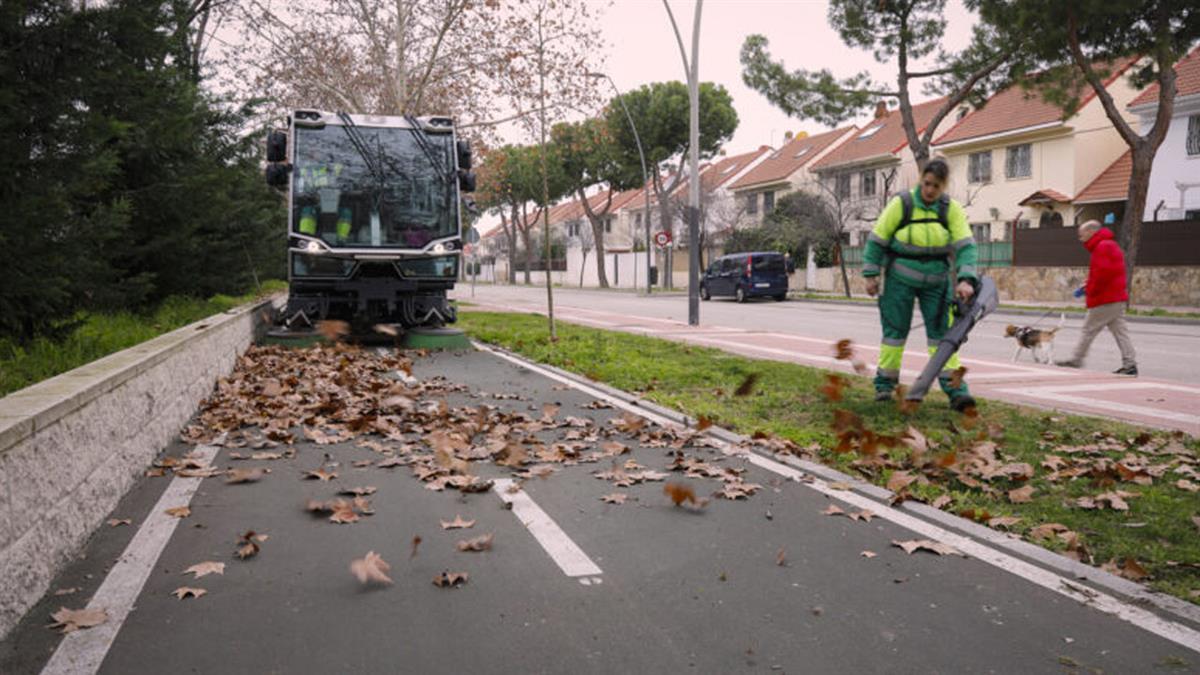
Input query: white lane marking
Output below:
<box><xmin>42</xmin><ymin>445</ymin><xmax>220</xmax><ymax>675</ymax></box>
<box><xmin>997</xmin><ymin>385</ymin><xmax>1200</xmax><ymax>429</ymax></box>
<box><xmin>477</xmin><ymin>343</ymin><xmax>1200</xmax><ymax>654</ymax></box>
<box><xmin>492</xmin><ymin>478</ymin><xmax>602</xmax><ymax>579</ymax></box>
<box><xmin>1008</xmin><ymin>382</ymin><xmax>1200</xmax><ymax>395</ymax></box>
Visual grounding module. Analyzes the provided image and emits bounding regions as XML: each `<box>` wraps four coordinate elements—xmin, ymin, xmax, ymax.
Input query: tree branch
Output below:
<box><xmin>1064</xmin><ymin>12</ymin><xmax>1140</xmax><ymax>149</ymax></box>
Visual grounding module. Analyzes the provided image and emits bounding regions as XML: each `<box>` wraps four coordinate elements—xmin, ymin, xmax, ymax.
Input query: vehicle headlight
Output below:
<box><xmin>305</xmin><ymin>241</ymin><xmax>322</xmax><ymax>253</ymax></box>
<box><xmin>433</xmin><ymin>243</ymin><xmax>446</xmax><ymax>253</ymax></box>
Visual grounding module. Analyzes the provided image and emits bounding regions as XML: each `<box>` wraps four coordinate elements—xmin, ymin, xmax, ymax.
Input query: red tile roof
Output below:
<box><xmin>728</xmin><ymin>127</ymin><xmax>856</xmax><ymax>190</ymax></box>
<box><xmin>1130</xmin><ymin>45</ymin><xmax>1200</xmax><ymax>107</ymax></box>
<box><xmin>1018</xmin><ymin>188</ymin><xmax>1072</xmax><ymax>206</ymax></box>
<box><xmin>1074</xmin><ymin>150</ymin><xmax>1132</xmax><ymax>204</ymax></box>
<box><xmin>676</xmin><ymin>146</ymin><xmax>773</xmax><ymax>201</ymax></box>
<box><xmin>811</xmin><ymin>98</ymin><xmax>947</xmax><ymax>170</ymax></box>
<box><xmin>934</xmin><ymin>58</ymin><xmax>1138</xmax><ymax>146</ymax></box>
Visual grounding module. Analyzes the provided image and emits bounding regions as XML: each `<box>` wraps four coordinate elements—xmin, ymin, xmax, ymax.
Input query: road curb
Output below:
<box><xmin>475</xmin><ymin>340</ymin><xmax>1200</xmax><ymax>630</ymax></box>
<box><xmin>788</xmin><ymin>296</ymin><xmax>1200</xmax><ymax>325</ymax></box>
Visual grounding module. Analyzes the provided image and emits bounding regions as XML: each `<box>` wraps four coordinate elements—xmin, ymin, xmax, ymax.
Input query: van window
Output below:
<box><xmin>720</xmin><ymin>257</ymin><xmax>739</xmax><ymax>273</ymax></box>
<box><xmin>752</xmin><ymin>255</ymin><xmax>785</xmax><ymax>273</ymax></box>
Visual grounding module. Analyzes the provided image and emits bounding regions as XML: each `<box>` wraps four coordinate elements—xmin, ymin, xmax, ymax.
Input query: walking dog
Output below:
<box><xmin>1004</xmin><ymin>314</ymin><xmax>1064</xmax><ymax>364</ymax></box>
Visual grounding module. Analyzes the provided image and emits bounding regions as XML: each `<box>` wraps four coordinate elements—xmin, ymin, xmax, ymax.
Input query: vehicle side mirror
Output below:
<box><xmin>265</xmin><ymin>163</ymin><xmax>291</xmax><ymax>188</ymax></box>
<box><xmin>457</xmin><ymin>140</ymin><xmax>472</xmax><ymax>170</ymax></box>
<box><xmin>266</xmin><ymin>130</ymin><xmax>288</xmax><ymax>163</ymax></box>
<box><xmin>458</xmin><ymin>170</ymin><xmax>476</xmax><ymax>193</ymax></box>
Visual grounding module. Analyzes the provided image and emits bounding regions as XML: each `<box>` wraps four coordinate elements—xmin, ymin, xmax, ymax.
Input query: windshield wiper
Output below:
<box><xmin>403</xmin><ymin>115</ymin><xmax>454</xmax><ymax>185</ymax></box>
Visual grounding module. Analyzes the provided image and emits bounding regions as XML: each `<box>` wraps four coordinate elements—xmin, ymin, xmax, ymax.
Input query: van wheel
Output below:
<box><xmin>774</xmin><ymin>293</ymin><xmax>787</xmax><ymax>302</ymax></box>
<box><xmin>735</xmin><ymin>286</ymin><xmax>746</xmax><ymax>303</ymax></box>
<box><xmin>701</xmin><ymin>285</ymin><xmax>710</xmax><ymax>301</ymax></box>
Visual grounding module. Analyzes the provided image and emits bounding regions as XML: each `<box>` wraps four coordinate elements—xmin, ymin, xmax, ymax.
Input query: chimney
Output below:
<box><xmin>784</xmin><ymin>130</ymin><xmax>794</xmax><ymax>141</ymax></box>
<box><xmin>874</xmin><ymin>101</ymin><xmax>889</xmax><ymax>120</ymax></box>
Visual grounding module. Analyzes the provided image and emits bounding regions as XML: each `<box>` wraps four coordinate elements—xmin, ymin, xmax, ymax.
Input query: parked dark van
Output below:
<box><xmin>700</xmin><ymin>252</ymin><xmax>789</xmax><ymax>303</ymax></box>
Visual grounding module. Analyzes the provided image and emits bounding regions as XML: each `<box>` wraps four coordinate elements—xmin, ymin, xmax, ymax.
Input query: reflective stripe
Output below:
<box><xmin>883</xmin><ymin>337</ymin><xmax>906</xmax><ymax>347</ymax></box>
<box><xmin>878</xmin><ymin>344</ymin><xmax>904</xmax><ymax>370</ymax></box>
<box><xmin>927</xmin><ymin>339</ymin><xmax>941</xmax><ymax>349</ymax></box>
<box><xmin>890</xmin><ymin>239</ymin><xmax>951</xmax><ymax>256</ymax></box>
<box><xmin>957</xmin><ymin>265</ymin><xmax>978</xmax><ymax>279</ymax></box>
<box><xmin>890</xmin><ymin>260</ymin><xmax>948</xmax><ymax>285</ymax></box>
<box><xmin>299</xmin><ymin>206</ymin><xmax>317</xmax><ymax>235</ymax></box>
<box><xmin>875</xmin><ymin>368</ymin><xmax>899</xmax><ymax>380</ymax></box>
<box><xmin>952</xmin><ymin>236</ymin><xmax>974</xmax><ymax>251</ymax></box>
<box><xmin>863</xmin><ymin>264</ymin><xmax>881</xmax><ymax>276</ymax></box>
<box><xmin>868</xmin><ymin>232</ymin><xmax>889</xmax><ymax>246</ymax></box>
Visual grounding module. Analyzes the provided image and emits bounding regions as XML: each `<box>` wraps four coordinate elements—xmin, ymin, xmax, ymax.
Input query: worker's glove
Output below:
<box><xmin>865</xmin><ymin>278</ymin><xmax>880</xmax><ymax>297</ymax></box>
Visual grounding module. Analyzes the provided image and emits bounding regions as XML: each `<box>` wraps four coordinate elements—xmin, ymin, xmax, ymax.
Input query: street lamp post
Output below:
<box><xmin>587</xmin><ymin>71</ymin><xmax>653</xmax><ymax>295</ymax></box>
<box><xmin>663</xmin><ymin>0</ymin><xmax>703</xmax><ymax>326</ymax></box>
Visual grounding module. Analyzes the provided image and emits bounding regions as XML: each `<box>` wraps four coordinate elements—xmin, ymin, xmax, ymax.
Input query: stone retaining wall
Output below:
<box><xmin>0</xmin><ymin>297</ymin><xmax>279</xmax><ymax>639</ymax></box>
<box><xmin>832</xmin><ymin>266</ymin><xmax>1200</xmax><ymax>308</ymax></box>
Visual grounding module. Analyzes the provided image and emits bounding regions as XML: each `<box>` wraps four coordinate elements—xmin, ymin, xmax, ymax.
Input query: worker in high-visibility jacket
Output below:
<box><xmin>296</xmin><ymin>162</ymin><xmax>352</xmax><ymax>242</ymax></box>
<box><xmin>862</xmin><ymin>158</ymin><xmax>979</xmax><ymax>412</ymax></box>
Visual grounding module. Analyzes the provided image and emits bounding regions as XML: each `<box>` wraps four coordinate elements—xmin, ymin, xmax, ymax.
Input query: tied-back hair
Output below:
<box><xmin>923</xmin><ymin>157</ymin><xmax>950</xmax><ymax>182</ymax></box>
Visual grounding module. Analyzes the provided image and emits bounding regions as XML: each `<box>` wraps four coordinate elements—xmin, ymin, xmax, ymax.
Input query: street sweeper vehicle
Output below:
<box><xmin>264</xmin><ymin>110</ymin><xmax>476</xmax><ymax>335</ymax></box>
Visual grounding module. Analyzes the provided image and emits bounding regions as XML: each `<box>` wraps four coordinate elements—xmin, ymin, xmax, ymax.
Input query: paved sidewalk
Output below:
<box><xmin>470</xmin><ymin>299</ymin><xmax>1200</xmax><ymax>435</ymax></box>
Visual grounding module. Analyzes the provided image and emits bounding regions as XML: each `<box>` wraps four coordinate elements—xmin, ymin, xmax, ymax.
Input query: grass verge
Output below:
<box><xmin>0</xmin><ymin>280</ymin><xmax>287</xmax><ymax>397</ymax></box>
<box><xmin>459</xmin><ymin>309</ymin><xmax>1200</xmax><ymax>604</ymax></box>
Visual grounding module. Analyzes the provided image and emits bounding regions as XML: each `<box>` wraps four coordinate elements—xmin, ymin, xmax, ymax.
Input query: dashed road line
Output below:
<box><xmin>41</xmin><ymin>445</ymin><xmax>220</xmax><ymax>675</ymax></box>
<box><xmin>492</xmin><ymin>478</ymin><xmax>603</xmax><ymax>581</ymax></box>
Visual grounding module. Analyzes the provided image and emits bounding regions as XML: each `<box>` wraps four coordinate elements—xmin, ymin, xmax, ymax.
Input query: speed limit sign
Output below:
<box><xmin>653</xmin><ymin>230</ymin><xmax>672</xmax><ymax>248</ymax></box>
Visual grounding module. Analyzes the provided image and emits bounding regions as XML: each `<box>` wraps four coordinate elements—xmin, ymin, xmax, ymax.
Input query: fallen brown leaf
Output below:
<box><xmin>601</xmin><ymin>493</ymin><xmax>627</xmax><ymax>504</ymax></box>
<box><xmin>1175</xmin><ymin>479</ymin><xmax>1199</xmax><ymax>493</ymax></box>
<box><xmin>235</xmin><ymin>530</ymin><xmax>268</xmax><ymax>559</ymax></box>
<box><xmin>350</xmin><ymin>551</ymin><xmax>394</xmax><ymax>585</ymax></box>
<box><xmin>1007</xmin><ymin>485</ymin><xmax>1035</xmax><ymax>504</ymax></box>
<box><xmin>172</xmin><ymin>586</ymin><xmax>207</xmax><ymax>600</ymax></box>
<box><xmin>53</xmin><ymin>587</ymin><xmax>80</xmax><ymax>597</ymax></box>
<box><xmin>303</xmin><ymin>468</ymin><xmax>338</xmax><ymax>482</ymax></box>
<box><xmin>339</xmin><ymin>486</ymin><xmax>378</xmax><ymax>497</ymax></box>
<box><xmin>733</xmin><ymin>373</ymin><xmax>760</xmax><ymax>397</ymax></box>
<box><xmin>440</xmin><ymin>515</ymin><xmax>476</xmax><ymax>530</ymax></box>
<box><xmin>411</xmin><ymin>536</ymin><xmax>422</xmax><ymax>559</ymax></box>
<box><xmin>164</xmin><ymin>506</ymin><xmax>191</xmax><ymax>519</ymax></box>
<box><xmin>887</xmin><ymin>471</ymin><xmax>917</xmax><ymax>493</ymax></box>
<box><xmin>821</xmin><ymin>504</ymin><xmax>845</xmax><ymax>517</ymax></box>
<box><xmin>696</xmin><ymin>416</ymin><xmax>714</xmax><ymax>431</ymax></box>
<box><xmin>457</xmin><ymin>534</ymin><xmax>494</xmax><ymax>552</ymax></box>
<box><xmin>183</xmin><ymin>561</ymin><xmax>225</xmax><ymax>579</ymax></box>
<box><xmin>48</xmin><ymin>607</ymin><xmax>108</xmax><ymax>633</ymax></box>
<box><xmin>225</xmin><ymin>468</ymin><xmax>268</xmax><ymax>484</ymax></box>
<box><xmin>315</xmin><ymin>320</ymin><xmax>350</xmax><ymax>341</ymax></box>
<box><xmin>107</xmin><ymin>518</ymin><xmax>132</xmax><ymax>528</ymax></box>
<box><xmin>891</xmin><ymin>539</ymin><xmax>965</xmax><ymax>557</ymax></box>
<box><xmin>432</xmin><ymin>571</ymin><xmax>469</xmax><ymax>588</ymax></box>
<box><xmin>664</xmin><ymin>481</ymin><xmax>698</xmax><ymax>507</ymax></box>
<box><xmin>987</xmin><ymin>516</ymin><xmax>1022</xmax><ymax>530</ymax></box>
<box><xmin>848</xmin><ymin>509</ymin><xmax>875</xmax><ymax>522</ymax></box>
<box><xmin>776</xmin><ymin>548</ymin><xmax>788</xmax><ymax>567</ymax></box>
<box><xmin>860</xmin><ymin>551</ymin><xmax>877</xmax><ymax>559</ymax></box>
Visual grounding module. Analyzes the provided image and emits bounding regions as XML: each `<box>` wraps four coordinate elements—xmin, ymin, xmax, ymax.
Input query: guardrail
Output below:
<box><xmin>0</xmin><ymin>295</ymin><xmax>282</xmax><ymax>639</ymax></box>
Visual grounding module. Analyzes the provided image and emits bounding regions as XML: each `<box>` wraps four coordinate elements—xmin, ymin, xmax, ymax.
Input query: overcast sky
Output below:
<box><xmin>578</xmin><ymin>0</ymin><xmax>977</xmax><ymax>155</ymax></box>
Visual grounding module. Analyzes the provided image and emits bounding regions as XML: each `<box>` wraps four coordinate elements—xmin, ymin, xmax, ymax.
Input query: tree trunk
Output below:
<box><xmin>590</xmin><ymin>219</ymin><xmax>609</xmax><ymax>288</ymax></box>
<box><xmin>579</xmin><ymin>250</ymin><xmax>588</xmax><ymax>287</ymax></box>
<box><xmin>1120</xmin><ymin>145</ymin><xmax>1154</xmax><ymax>301</ymax></box>
<box><xmin>520</xmin><ymin>228</ymin><xmax>533</xmax><ymax>285</ymax></box>
<box><xmin>503</xmin><ymin>207</ymin><xmax>518</xmax><ymax>284</ymax></box>
<box><xmin>658</xmin><ymin>199</ymin><xmax>674</xmax><ymax>288</ymax></box>
<box><xmin>835</xmin><ymin>241</ymin><xmax>851</xmax><ymax>298</ymax></box>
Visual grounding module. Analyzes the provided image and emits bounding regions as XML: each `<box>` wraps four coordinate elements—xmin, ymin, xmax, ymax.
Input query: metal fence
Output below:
<box><xmin>836</xmin><ymin>240</ymin><xmax>1012</xmax><ymax>268</ymax></box>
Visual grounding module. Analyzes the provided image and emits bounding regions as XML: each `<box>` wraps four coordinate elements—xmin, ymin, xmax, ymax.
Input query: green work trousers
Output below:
<box><xmin>874</xmin><ymin>274</ymin><xmax>969</xmax><ymax>399</ymax></box>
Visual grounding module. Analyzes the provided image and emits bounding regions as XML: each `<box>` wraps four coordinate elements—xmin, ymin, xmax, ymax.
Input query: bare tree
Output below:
<box><xmin>573</xmin><ymin>220</ymin><xmax>595</xmax><ymax>287</ymax></box>
<box><xmin>813</xmin><ymin>174</ymin><xmax>865</xmax><ymax>298</ymax></box>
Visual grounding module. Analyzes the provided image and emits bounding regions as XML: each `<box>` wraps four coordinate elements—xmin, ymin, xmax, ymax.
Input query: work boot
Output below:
<box><xmin>1055</xmin><ymin>359</ymin><xmax>1081</xmax><ymax>368</ymax></box>
<box><xmin>1114</xmin><ymin>365</ymin><xmax>1138</xmax><ymax>376</ymax></box>
<box><xmin>874</xmin><ymin>389</ymin><xmax>893</xmax><ymax>403</ymax></box>
<box><xmin>949</xmin><ymin>394</ymin><xmax>977</xmax><ymax>413</ymax></box>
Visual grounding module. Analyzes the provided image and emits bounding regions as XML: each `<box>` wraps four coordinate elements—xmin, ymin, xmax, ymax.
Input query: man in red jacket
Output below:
<box><xmin>1057</xmin><ymin>220</ymin><xmax>1138</xmax><ymax>375</ymax></box>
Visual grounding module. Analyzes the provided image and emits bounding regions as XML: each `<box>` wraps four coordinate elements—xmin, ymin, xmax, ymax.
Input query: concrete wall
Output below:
<box><xmin>0</xmin><ymin>297</ymin><xmax>278</xmax><ymax>639</ymax></box>
<box><xmin>832</xmin><ymin>266</ymin><xmax>1200</xmax><ymax>308</ymax></box>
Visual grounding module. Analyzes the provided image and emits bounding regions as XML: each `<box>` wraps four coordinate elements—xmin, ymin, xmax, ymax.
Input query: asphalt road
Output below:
<box><xmin>4</xmin><ymin>347</ymin><xmax>1197</xmax><ymax>674</ymax></box>
<box><xmin>456</xmin><ymin>285</ymin><xmax>1200</xmax><ymax>385</ymax></box>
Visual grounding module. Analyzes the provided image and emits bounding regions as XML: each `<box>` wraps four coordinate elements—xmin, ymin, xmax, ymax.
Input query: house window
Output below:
<box><xmin>567</xmin><ymin>221</ymin><xmax>579</xmax><ymax>237</ymax></box>
<box><xmin>836</xmin><ymin>173</ymin><xmax>851</xmax><ymax>200</ymax></box>
<box><xmin>635</xmin><ymin>212</ymin><xmax>642</xmax><ymax>228</ymax></box>
<box><xmin>1038</xmin><ymin>211</ymin><xmax>1064</xmax><ymax>228</ymax></box>
<box><xmin>604</xmin><ymin>217</ymin><xmax>612</xmax><ymax>234</ymax></box>
<box><xmin>1188</xmin><ymin>115</ymin><xmax>1200</xmax><ymax>156</ymax></box>
<box><xmin>860</xmin><ymin>170</ymin><xmax>876</xmax><ymax>196</ymax></box>
<box><xmin>762</xmin><ymin>191</ymin><xmax>775</xmax><ymax>212</ymax></box>
<box><xmin>745</xmin><ymin>192</ymin><xmax>758</xmax><ymax>215</ymax></box>
<box><xmin>971</xmin><ymin>222</ymin><xmax>991</xmax><ymax>241</ymax></box>
<box><xmin>968</xmin><ymin>151</ymin><xmax>992</xmax><ymax>183</ymax></box>
<box><xmin>1006</xmin><ymin>143</ymin><xmax>1031</xmax><ymax>178</ymax></box>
